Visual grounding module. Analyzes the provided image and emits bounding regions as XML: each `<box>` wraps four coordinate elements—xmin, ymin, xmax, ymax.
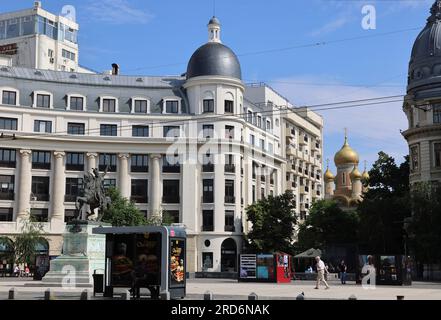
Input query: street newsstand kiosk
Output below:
<box><xmin>239</xmin><ymin>252</ymin><xmax>292</xmax><ymax>283</ymax></box>
<box><xmin>93</xmin><ymin>226</ymin><xmax>186</xmax><ymax>299</ymax></box>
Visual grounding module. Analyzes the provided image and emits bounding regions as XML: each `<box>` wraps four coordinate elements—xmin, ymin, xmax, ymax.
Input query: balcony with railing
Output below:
<box><xmin>224</xmin><ymin>225</ymin><xmax>235</xmax><ymax>232</ymax></box>
<box><xmin>0</xmin><ymin>192</ymin><xmax>14</xmax><ymax>200</ymax></box>
<box><xmin>224</xmin><ymin>196</ymin><xmax>235</xmax><ymax>204</ymax></box>
<box><xmin>224</xmin><ymin>164</ymin><xmax>236</xmax><ymax>173</ymax></box>
<box><xmin>163</xmin><ymin>164</ymin><xmax>181</xmax><ymax>173</ymax></box>
<box><xmin>202</xmin><ymin>194</ymin><xmax>214</xmax><ymax>203</ymax></box>
<box><xmin>162</xmin><ymin>195</ymin><xmax>180</xmax><ymax>203</ymax></box>
<box><xmin>131</xmin><ymin>195</ymin><xmax>148</xmax><ymax>203</ymax></box>
<box><xmin>202</xmin><ymin>225</ymin><xmax>214</xmax><ymax>232</ymax></box>
<box><xmin>202</xmin><ymin>163</ymin><xmax>214</xmax><ymax>172</ymax></box>
<box><xmin>64</xmin><ymin>195</ymin><xmax>77</xmax><ymax>203</ymax></box>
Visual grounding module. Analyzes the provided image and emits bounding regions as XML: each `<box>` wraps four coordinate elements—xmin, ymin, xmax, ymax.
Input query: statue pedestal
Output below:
<box><xmin>41</xmin><ymin>221</ymin><xmax>110</xmax><ymax>288</ymax></box>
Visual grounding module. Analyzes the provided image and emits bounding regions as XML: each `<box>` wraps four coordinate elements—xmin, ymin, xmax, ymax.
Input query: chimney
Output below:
<box><xmin>34</xmin><ymin>1</ymin><xmax>42</xmax><ymax>9</ymax></box>
<box><xmin>111</xmin><ymin>63</ymin><xmax>119</xmax><ymax>75</ymax></box>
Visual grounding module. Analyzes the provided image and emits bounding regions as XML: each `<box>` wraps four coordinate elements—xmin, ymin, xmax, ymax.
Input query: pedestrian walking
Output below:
<box><xmin>314</xmin><ymin>256</ymin><xmax>330</xmax><ymax>290</ymax></box>
<box><xmin>339</xmin><ymin>260</ymin><xmax>347</xmax><ymax>284</ymax></box>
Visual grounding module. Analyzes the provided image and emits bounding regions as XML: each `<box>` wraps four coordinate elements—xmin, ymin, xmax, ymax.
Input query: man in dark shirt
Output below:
<box><xmin>339</xmin><ymin>260</ymin><xmax>347</xmax><ymax>284</ymax></box>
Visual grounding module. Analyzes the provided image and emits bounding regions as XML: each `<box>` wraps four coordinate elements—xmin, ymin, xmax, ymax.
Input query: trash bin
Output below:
<box><xmin>92</xmin><ymin>270</ymin><xmax>104</xmax><ymax>296</ymax></box>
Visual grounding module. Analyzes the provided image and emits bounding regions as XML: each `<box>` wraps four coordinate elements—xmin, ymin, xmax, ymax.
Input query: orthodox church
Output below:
<box><xmin>324</xmin><ymin>133</ymin><xmax>369</xmax><ymax>208</ymax></box>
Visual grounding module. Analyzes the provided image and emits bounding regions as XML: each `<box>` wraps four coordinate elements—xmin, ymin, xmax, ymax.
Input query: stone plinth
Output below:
<box><xmin>41</xmin><ymin>221</ymin><xmax>110</xmax><ymax>288</ymax></box>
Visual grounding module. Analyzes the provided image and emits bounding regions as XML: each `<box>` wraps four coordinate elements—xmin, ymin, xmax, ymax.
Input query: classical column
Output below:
<box><xmin>17</xmin><ymin>149</ymin><xmax>32</xmax><ymax>219</ymax></box>
<box><xmin>118</xmin><ymin>153</ymin><xmax>130</xmax><ymax>199</ymax></box>
<box><xmin>265</xmin><ymin>167</ymin><xmax>271</xmax><ymax>197</ymax></box>
<box><xmin>52</xmin><ymin>151</ymin><xmax>66</xmax><ymax>222</ymax></box>
<box><xmin>256</xmin><ymin>163</ymin><xmax>262</xmax><ymax>200</ymax></box>
<box><xmin>86</xmin><ymin>152</ymin><xmax>98</xmax><ymax>172</ymax></box>
<box><xmin>150</xmin><ymin>154</ymin><xmax>162</xmax><ymax>217</ymax></box>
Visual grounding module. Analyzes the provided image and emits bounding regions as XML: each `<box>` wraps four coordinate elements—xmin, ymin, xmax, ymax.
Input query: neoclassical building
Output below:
<box><xmin>402</xmin><ymin>0</ymin><xmax>441</xmax><ymax>184</ymax></box>
<box><xmin>0</xmin><ymin>3</ymin><xmax>324</xmax><ymax>274</ymax></box>
<box><xmin>324</xmin><ymin>134</ymin><xmax>369</xmax><ymax>208</ymax></box>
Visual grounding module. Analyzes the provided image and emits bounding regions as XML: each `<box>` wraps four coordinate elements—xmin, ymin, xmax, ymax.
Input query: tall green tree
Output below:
<box><xmin>297</xmin><ymin>200</ymin><xmax>359</xmax><ymax>251</ymax></box>
<box><xmin>101</xmin><ymin>187</ymin><xmax>147</xmax><ymax>226</ymax></box>
<box><xmin>407</xmin><ymin>182</ymin><xmax>441</xmax><ymax>264</ymax></box>
<box><xmin>245</xmin><ymin>191</ymin><xmax>297</xmax><ymax>254</ymax></box>
<box><xmin>13</xmin><ymin>216</ymin><xmax>46</xmax><ymax>265</ymax></box>
<box><xmin>357</xmin><ymin>152</ymin><xmax>410</xmax><ymax>253</ymax></box>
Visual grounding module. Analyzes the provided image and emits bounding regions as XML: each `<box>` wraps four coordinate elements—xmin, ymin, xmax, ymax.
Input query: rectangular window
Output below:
<box><xmin>102</xmin><ymin>99</ymin><xmax>116</xmax><ymax>113</ymax></box>
<box><xmin>66</xmin><ymin>152</ymin><xmax>84</xmax><ymax>171</ymax></box>
<box><xmin>202</xmin><ymin>153</ymin><xmax>214</xmax><ymax>172</ymax></box>
<box><xmin>225</xmin><ymin>154</ymin><xmax>235</xmax><ymax>173</ymax></box>
<box><xmin>62</xmin><ymin>49</ymin><xmax>76</xmax><ymax>61</ymax></box>
<box><xmin>203</xmin><ymin>179</ymin><xmax>214</xmax><ymax>203</ymax></box>
<box><xmin>162</xmin><ymin>180</ymin><xmax>180</xmax><ymax>203</ymax></box>
<box><xmin>2</xmin><ymin>91</ymin><xmax>16</xmax><ymax>105</ymax></box>
<box><xmin>165</xmin><ymin>100</ymin><xmax>179</xmax><ymax>113</ymax></box>
<box><xmin>203</xmin><ymin>99</ymin><xmax>214</xmax><ymax>113</ymax></box>
<box><xmin>99</xmin><ymin>154</ymin><xmax>117</xmax><ymax>172</ymax></box>
<box><xmin>132</xmin><ymin>125</ymin><xmax>149</xmax><ymax>137</ymax></box>
<box><xmin>0</xmin><ymin>148</ymin><xmax>16</xmax><ymax>168</ymax></box>
<box><xmin>70</xmin><ymin>97</ymin><xmax>84</xmax><ymax>111</ymax></box>
<box><xmin>36</xmin><ymin>94</ymin><xmax>50</xmax><ymax>108</ymax></box>
<box><xmin>103</xmin><ymin>179</ymin><xmax>116</xmax><ymax>191</ymax></box>
<box><xmin>131</xmin><ymin>154</ymin><xmax>149</xmax><ymax>172</ymax></box>
<box><xmin>202</xmin><ymin>210</ymin><xmax>214</xmax><ymax>232</ymax></box>
<box><xmin>67</xmin><ymin>122</ymin><xmax>85</xmax><ymax>135</ymax></box>
<box><xmin>260</xmin><ymin>139</ymin><xmax>265</xmax><ymax>151</ymax></box>
<box><xmin>249</xmin><ymin>134</ymin><xmax>255</xmax><ymax>146</ymax></box>
<box><xmin>225</xmin><ymin>180</ymin><xmax>235</xmax><ymax>203</ymax></box>
<box><xmin>163</xmin><ymin>154</ymin><xmax>180</xmax><ymax>173</ymax></box>
<box><xmin>134</xmin><ymin>100</ymin><xmax>148</xmax><ymax>113</ymax></box>
<box><xmin>202</xmin><ymin>124</ymin><xmax>214</xmax><ymax>138</ymax></box>
<box><xmin>65</xmin><ymin>178</ymin><xmax>83</xmax><ymax>202</ymax></box>
<box><xmin>0</xmin><ymin>208</ymin><xmax>13</xmax><ymax>222</ymax></box>
<box><xmin>224</xmin><ymin>100</ymin><xmax>234</xmax><ymax>113</ymax></box>
<box><xmin>30</xmin><ymin>208</ymin><xmax>48</xmax><ymax>222</ymax></box>
<box><xmin>34</xmin><ymin>120</ymin><xmax>52</xmax><ymax>133</ymax></box>
<box><xmin>411</xmin><ymin>146</ymin><xmax>419</xmax><ymax>172</ymax></box>
<box><xmin>268</xmin><ymin>143</ymin><xmax>274</xmax><ymax>154</ymax></box>
<box><xmin>163</xmin><ymin>126</ymin><xmax>180</xmax><ymax>138</ymax></box>
<box><xmin>435</xmin><ymin>143</ymin><xmax>441</xmax><ymax>168</ymax></box>
<box><xmin>165</xmin><ymin>210</ymin><xmax>180</xmax><ymax>224</ymax></box>
<box><xmin>266</xmin><ymin>120</ymin><xmax>271</xmax><ymax>131</ymax></box>
<box><xmin>0</xmin><ymin>117</ymin><xmax>18</xmax><ymax>130</ymax></box>
<box><xmin>247</xmin><ymin>110</ymin><xmax>253</xmax><ymax>123</ymax></box>
<box><xmin>100</xmin><ymin>124</ymin><xmax>117</xmax><ymax>136</ymax></box>
<box><xmin>202</xmin><ymin>252</ymin><xmax>213</xmax><ymax>269</ymax></box>
<box><xmin>225</xmin><ymin>210</ymin><xmax>235</xmax><ymax>232</ymax></box>
<box><xmin>257</xmin><ymin>116</ymin><xmax>262</xmax><ymax>128</ymax></box>
<box><xmin>32</xmin><ymin>151</ymin><xmax>51</xmax><ymax>170</ymax></box>
<box><xmin>0</xmin><ymin>175</ymin><xmax>15</xmax><ymax>200</ymax></box>
<box><xmin>31</xmin><ymin>176</ymin><xmax>50</xmax><ymax>201</ymax></box>
<box><xmin>434</xmin><ymin>104</ymin><xmax>441</xmax><ymax>124</ymax></box>
<box><xmin>131</xmin><ymin>179</ymin><xmax>148</xmax><ymax>203</ymax></box>
<box><xmin>225</xmin><ymin>125</ymin><xmax>234</xmax><ymax>139</ymax></box>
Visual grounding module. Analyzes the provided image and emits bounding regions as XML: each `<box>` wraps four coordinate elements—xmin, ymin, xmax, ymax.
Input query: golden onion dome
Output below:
<box><xmin>334</xmin><ymin>135</ymin><xmax>359</xmax><ymax>166</ymax></box>
<box><xmin>362</xmin><ymin>170</ymin><xmax>370</xmax><ymax>181</ymax></box>
<box><xmin>350</xmin><ymin>166</ymin><xmax>362</xmax><ymax>180</ymax></box>
<box><xmin>324</xmin><ymin>168</ymin><xmax>335</xmax><ymax>181</ymax></box>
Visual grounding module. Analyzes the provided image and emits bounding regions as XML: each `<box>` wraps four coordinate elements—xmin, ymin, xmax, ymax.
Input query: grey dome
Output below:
<box><xmin>186</xmin><ymin>42</ymin><xmax>242</xmax><ymax>80</ymax></box>
<box><xmin>408</xmin><ymin>1</ymin><xmax>441</xmax><ymax>91</ymax></box>
<box><xmin>208</xmin><ymin>16</ymin><xmax>220</xmax><ymax>25</ymax></box>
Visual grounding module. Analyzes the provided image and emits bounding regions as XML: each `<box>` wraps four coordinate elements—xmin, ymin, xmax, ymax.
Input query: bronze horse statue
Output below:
<box><xmin>75</xmin><ymin>167</ymin><xmax>111</xmax><ymax>221</ymax></box>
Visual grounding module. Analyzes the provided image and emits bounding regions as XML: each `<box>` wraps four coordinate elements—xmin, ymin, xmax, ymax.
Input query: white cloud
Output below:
<box><xmin>84</xmin><ymin>0</ymin><xmax>153</xmax><ymax>25</ymax></box>
<box><xmin>269</xmin><ymin>76</ymin><xmax>409</xmax><ymax>169</ymax></box>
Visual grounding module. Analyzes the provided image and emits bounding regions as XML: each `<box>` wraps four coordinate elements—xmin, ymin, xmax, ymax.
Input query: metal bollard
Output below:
<box><xmin>348</xmin><ymin>294</ymin><xmax>357</xmax><ymax>300</ymax></box>
<box><xmin>397</xmin><ymin>295</ymin><xmax>405</xmax><ymax>300</ymax></box>
<box><xmin>80</xmin><ymin>289</ymin><xmax>91</xmax><ymax>300</ymax></box>
<box><xmin>121</xmin><ymin>289</ymin><xmax>131</xmax><ymax>300</ymax></box>
<box><xmin>204</xmin><ymin>291</ymin><xmax>213</xmax><ymax>300</ymax></box>
<box><xmin>248</xmin><ymin>292</ymin><xmax>258</xmax><ymax>300</ymax></box>
<box><xmin>160</xmin><ymin>291</ymin><xmax>170</xmax><ymax>300</ymax></box>
<box><xmin>44</xmin><ymin>288</ymin><xmax>53</xmax><ymax>300</ymax></box>
<box><xmin>8</xmin><ymin>288</ymin><xmax>15</xmax><ymax>300</ymax></box>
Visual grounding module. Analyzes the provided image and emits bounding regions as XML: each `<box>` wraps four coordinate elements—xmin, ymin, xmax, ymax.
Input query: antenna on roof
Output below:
<box><xmin>213</xmin><ymin>0</ymin><xmax>216</xmax><ymax>16</ymax></box>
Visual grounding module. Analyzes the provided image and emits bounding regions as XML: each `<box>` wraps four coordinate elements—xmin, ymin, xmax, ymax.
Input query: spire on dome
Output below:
<box><xmin>428</xmin><ymin>0</ymin><xmax>441</xmax><ymax>23</ymax></box>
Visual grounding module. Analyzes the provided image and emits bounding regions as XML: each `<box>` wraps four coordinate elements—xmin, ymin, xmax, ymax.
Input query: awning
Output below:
<box><xmin>294</xmin><ymin>248</ymin><xmax>322</xmax><ymax>258</ymax></box>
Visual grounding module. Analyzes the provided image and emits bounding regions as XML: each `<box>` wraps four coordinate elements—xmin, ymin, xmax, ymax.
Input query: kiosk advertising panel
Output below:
<box><xmin>170</xmin><ymin>238</ymin><xmax>185</xmax><ymax>288</ymax></box>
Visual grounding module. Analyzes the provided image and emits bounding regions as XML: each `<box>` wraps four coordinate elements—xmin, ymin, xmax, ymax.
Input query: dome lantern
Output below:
<box><xmin>208</xmin><ymin>16</ymin><xmax>221</xmax><ymax>43</ymax></box>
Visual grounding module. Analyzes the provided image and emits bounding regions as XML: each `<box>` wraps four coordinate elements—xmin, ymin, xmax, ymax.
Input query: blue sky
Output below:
<box><xmin>3</xmin><ymin>0</ymin><xmax>434</xmax><ymax>172</ymax></box>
